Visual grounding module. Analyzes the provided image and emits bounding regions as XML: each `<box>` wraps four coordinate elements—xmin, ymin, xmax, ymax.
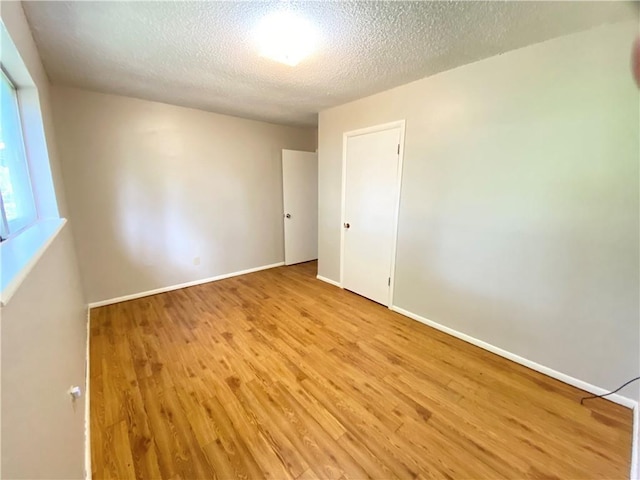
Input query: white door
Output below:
<box><xmin>342</xmin><ymin>125</ymin><xmax>402</xmax><ymax>305</ymax></box>
<box><xmin>282</xmin><ymin>149</ymin><xmax>318</xmax><ymax>265</ymax></box>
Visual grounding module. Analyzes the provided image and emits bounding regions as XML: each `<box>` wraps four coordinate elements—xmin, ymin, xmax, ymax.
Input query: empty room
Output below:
<box><xmin>1</xmin><ymin>1</ymin><xmax>639</xmax><ymax>479</ymax></box>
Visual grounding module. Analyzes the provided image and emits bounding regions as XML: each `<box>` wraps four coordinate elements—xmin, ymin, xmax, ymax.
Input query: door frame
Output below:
<box><xmin>339</xmin><ymin>119</ymin><xmax>406</xmax><ymax>308</ymax></box>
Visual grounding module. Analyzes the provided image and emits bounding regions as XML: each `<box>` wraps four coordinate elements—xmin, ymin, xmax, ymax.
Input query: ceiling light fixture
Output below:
<box><xmin>254</xmin><ymin>11</ymin><xmax>318</xmax><ymax>66</ymax></box>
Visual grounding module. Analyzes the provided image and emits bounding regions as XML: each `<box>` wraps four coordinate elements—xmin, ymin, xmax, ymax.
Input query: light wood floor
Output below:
<box><xmin>91</xmin><ymin>261</ymin><xmax>632</xmax><ymax>480</ymax></box>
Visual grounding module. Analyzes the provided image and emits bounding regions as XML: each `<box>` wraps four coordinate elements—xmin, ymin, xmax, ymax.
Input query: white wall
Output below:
<box><xmin>0</xmin><ymin>2</ymin><xmax>87</xmax><ymax>479</ymax></box>
<box><xmin>318</xmin><ymin>20</ymin><xmax>640</xmax><ymax>400</ymax></box>
<box><xmin>51</xmin><ymin>86</ymin><xmax>317</xmax><ymax>304</ymax></box>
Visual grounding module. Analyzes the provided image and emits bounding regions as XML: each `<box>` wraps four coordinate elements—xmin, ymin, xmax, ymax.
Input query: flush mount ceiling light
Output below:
<box><xmin>254</xmin><ymin>11</ymin><xmax>318</xmax><ymax>66</ymax></box>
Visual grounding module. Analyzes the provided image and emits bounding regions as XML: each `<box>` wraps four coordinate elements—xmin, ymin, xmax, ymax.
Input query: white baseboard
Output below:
<box><xmin>88</xmin><ymin>262</ymin><xmax>285</xmax><ymax>309</ymax></box>
<box><xmin>84</xmin><ymin>307</ymin><xmax>91</xmax><ymax>480</ymax></box>
<box><xmin>632</xmin><ymin>404</ymin><xmax>639</xmax><ymax>480</ymax></box>
<box><xmin>316</xmin><ymin>275</ymin><xmax>342</xmax><ymax>288</ymax></box>
<box><xmin>390</xmin><ymin>305</ymin><xmax>637</xmax><ymax>410</ymax></box>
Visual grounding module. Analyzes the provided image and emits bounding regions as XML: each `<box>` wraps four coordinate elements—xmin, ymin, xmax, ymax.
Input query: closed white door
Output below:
<box><xmin>342</xmin><ymin>126</ymin><xmax>402</xmax><ymax>305</ymax></box>
<box><xmin>282</xmin><ymin>149</ymin><xmax>318</xmax><ymax>265</ymax></box>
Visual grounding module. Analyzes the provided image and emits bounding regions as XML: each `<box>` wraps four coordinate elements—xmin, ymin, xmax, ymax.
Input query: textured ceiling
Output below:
<box><xmin>23</xmin><ymin>1</ymin><xmax>638</xmax><ymax>127</ymax></box>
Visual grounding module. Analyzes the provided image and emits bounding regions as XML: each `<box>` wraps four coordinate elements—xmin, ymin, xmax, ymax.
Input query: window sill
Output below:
<box><xmin>0</xmin><ymin>218</ymin><xmax>67</xmax><ymax>307</ymax></box>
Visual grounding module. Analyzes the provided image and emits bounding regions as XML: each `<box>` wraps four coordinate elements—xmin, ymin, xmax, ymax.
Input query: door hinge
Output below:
<box><xmin>397</xmin><ymin>144</ymin><xmax>400</xmax><ymax>155</ymax></box>
<box><xmin>388</xmin><ymin>277</ymin><xmax>391</xmax><ymax>286</ymax></box>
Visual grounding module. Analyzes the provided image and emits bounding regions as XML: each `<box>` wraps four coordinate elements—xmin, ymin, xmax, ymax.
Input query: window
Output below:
<box><xmin>0</xmin><ymin>22</ymin><xmax>64</xmax><ymax>305</ymax></box>
<box><xmin>0</xmin><ymin>69</ymin><xmax>37</xmax><ymax>241</ymax></box>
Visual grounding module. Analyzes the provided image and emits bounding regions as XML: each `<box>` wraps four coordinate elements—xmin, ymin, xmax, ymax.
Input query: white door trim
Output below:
<box><xmin>340</xmin><ymin>119</ymin><xmax>406</xmax><ymax>307</ymax></box>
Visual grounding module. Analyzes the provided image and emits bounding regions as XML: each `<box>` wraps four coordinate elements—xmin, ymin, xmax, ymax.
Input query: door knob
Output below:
<box><xmin>285</xmin><ymin>213</ymin><xmax>291</xmax><ymax>218</ymax></box>
<box><xmin>343</xmin><ymin>222</ymin><xmax>350</xmax><ymax>229</ymax></box>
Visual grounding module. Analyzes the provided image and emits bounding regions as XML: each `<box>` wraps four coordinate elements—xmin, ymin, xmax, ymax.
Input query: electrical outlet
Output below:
<box><xmin>193</xmin><ymin>256</ymin><xmax>201</xmax><ymax>266</ymax></box>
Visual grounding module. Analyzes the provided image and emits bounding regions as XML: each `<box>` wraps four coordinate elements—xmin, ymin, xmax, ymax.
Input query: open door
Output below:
<box><xmin>282</xmin><ymin>149</ymin><xmax>318</xmax><ymax>265</ymax></box>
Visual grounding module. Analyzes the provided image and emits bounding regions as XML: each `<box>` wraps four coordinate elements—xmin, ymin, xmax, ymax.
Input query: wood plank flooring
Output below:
<box><xmin>90</xmin><ymin>261</ymin><xmax>633</xmax><ymax>479</ymax></box>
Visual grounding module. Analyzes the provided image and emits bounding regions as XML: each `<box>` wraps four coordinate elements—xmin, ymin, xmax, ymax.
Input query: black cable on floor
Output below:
<box><xmin>580</xmin><ymin>376</ymin><xmax>640</xmax><ymax>405</ymax></box>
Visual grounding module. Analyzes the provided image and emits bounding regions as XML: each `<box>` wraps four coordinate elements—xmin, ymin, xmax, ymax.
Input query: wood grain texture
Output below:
<box><xmin>91</xmin><ymin>261</ymin><xmax>633</xmax><ymax>479</ymax></box>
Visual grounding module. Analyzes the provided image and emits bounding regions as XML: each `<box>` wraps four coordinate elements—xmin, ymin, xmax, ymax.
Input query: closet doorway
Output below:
<box><xmin>340</xmin><ymin>120</ymin><xmax>405</xmax><ymax>306</ymax></box>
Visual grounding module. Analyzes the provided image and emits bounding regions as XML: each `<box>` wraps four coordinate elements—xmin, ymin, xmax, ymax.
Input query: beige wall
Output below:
<box><xmin>634</xmin><ymin>12</ymin><xmax>640</xmax><ymax>476</ymax></box>
<box><xmin>318</xmin><ymin>20</ymin><xmax>640</xmax><ymax>399</ymax></box>
<box><xmin>51</xmin><ymin>86</ymin><xmax>317</xmax><ymax>304</ymax></box>
<box><xmin>0</xmin><ymin>2</ymin><xmax>87</xmax><ymax>479</ymax></box>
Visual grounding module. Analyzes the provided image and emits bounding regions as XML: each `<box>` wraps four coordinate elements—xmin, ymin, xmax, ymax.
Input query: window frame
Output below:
<box><xmin>0</xmin><ymin>18</ymin><xmax>65</xmax><ymax>306</ymax></box>
<box><xmin>0</xmin><ymin>65</ymin><xmax>38</xmax><ymax>242</ymax></box>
